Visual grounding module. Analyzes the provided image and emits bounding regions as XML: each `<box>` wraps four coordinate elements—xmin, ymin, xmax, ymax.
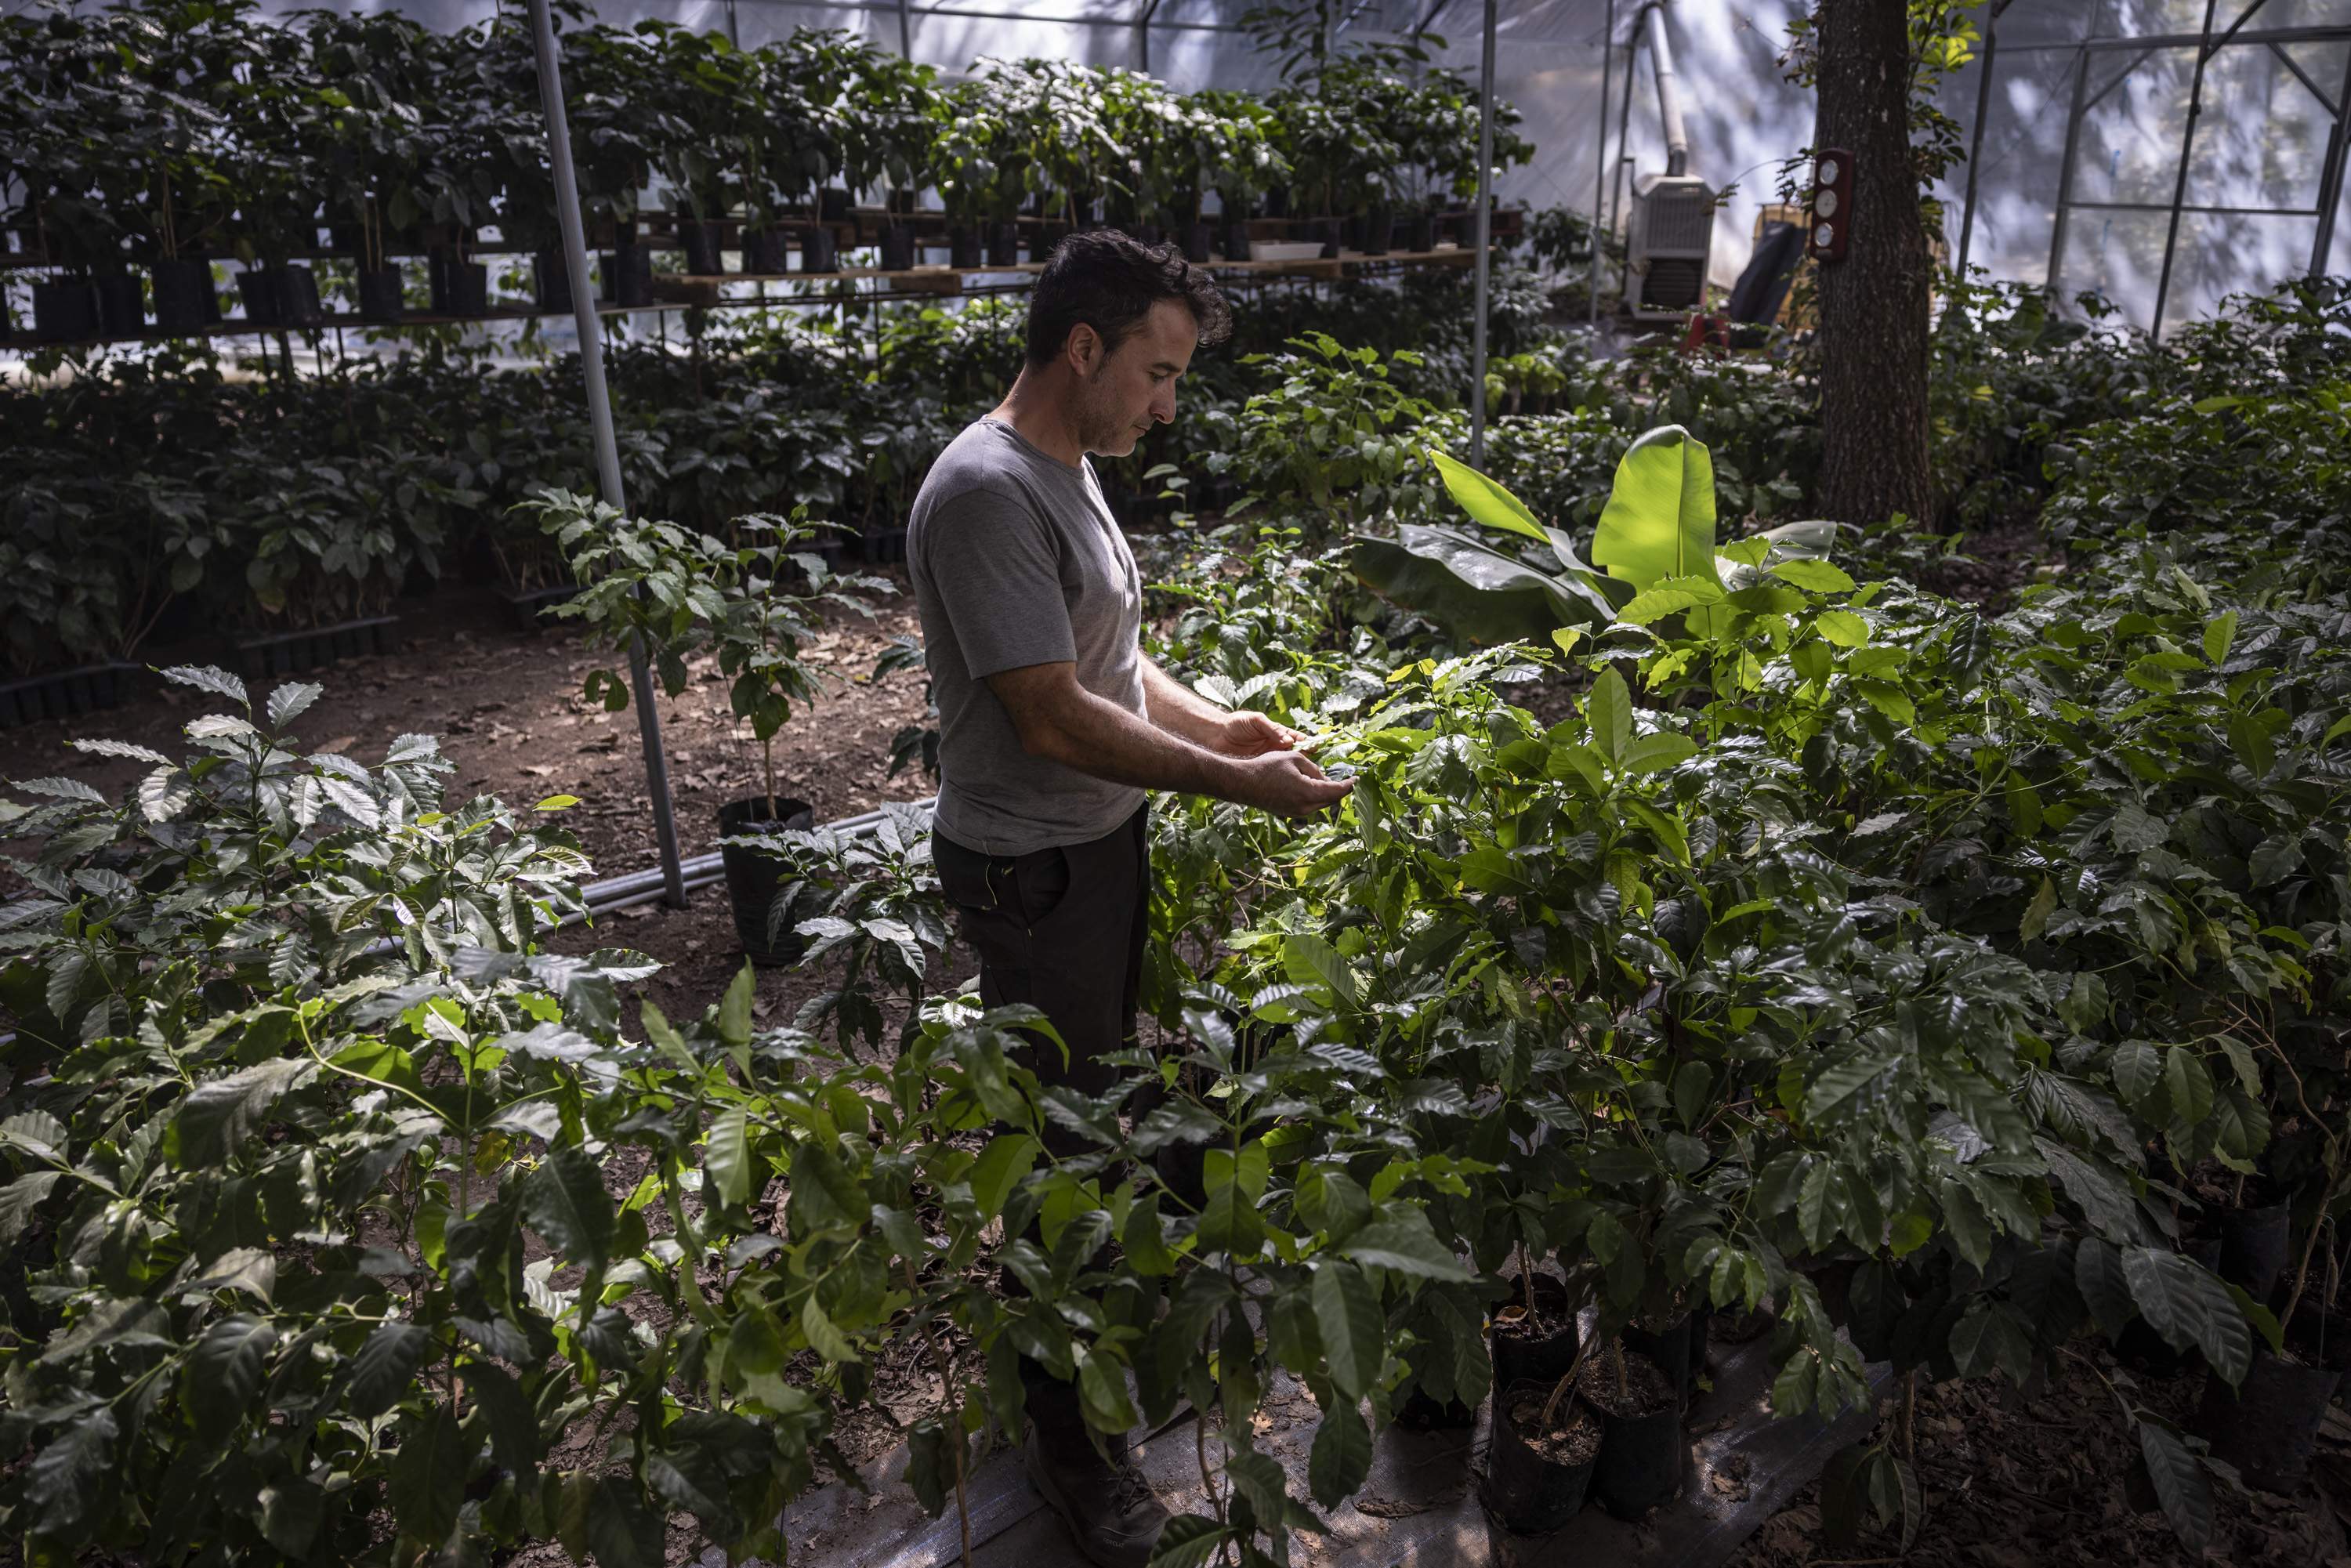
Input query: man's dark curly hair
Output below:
<box><xmin>1023</xmin><ymin>229</ymin><xmax>1232</xmax><ymax>369</ymax></box>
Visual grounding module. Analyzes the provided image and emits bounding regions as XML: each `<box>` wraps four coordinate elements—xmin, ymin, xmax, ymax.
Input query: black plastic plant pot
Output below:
<box><xmin>1483</xmin><ymin>1381</ymin><xmax>1600</xmax><ymax>1534</ymax></box>
<box><xmin>1219</xmin><ymin>225</ymin><xmax>1253</xmax><ymax>263</ymax></box>
<box><xmin>1264</xmin><ymin>185</ymin><xmax>1290</xmax><ymax>219</ymax></box>
<box><xmin>878</xmin><ymin>226</ymin><xmax>917</xmax><ymax>272</ymax></box>
<box><xmin>1579</xmin><ymin>1349</ymin><xmax>1683</xmax><ymax>1519</ymax></box>
<box><xmin>2193</xmin><ymin>1348</ymin><xmax>2341</xmax><ymax>1494</ymax></box>
<box><xmin>948</xmin><ymin>227</ymin><xmax>984</xmax><ymax>270</ymax></box>
<box><xmin>152</xmin><ymin>259</ymin><xmax>216</xmax><ymax>333</ymax></box>
<box><xmin>1125</xmin><ymin>222</ymin><xmax>1164</xmax><ymax>246</ymax></box>
<box><xmin>1490</xmin><ymin>1275</ymin><xmax>1580</xmax><ymax>1392</ymax></box>
<box><xmin>799</xmin><ymin>226</ymin><xmax>839</xmax><ymax>274</ymax></box>
<box><xmin>236</xmin><ymin>269</ymin><xmax>281</xmax><ymax>328</ymax></box>
<box><xmin>2219</xmin><ymin>1204</ymin><xmax>2291</xmax><ymax>1304</ymax></box>
<box><xmin>602</xmin><ymin>242</ymin><xmax>654</xmax><ymax>307</ymax></box>
<box><xmin>858</xmin><ymin>527</ymin><xmax>908</xmax><ymax>564</ymax></box>
<box><xmin>819</xmin><ymin>185</ymin><xmax>851</xmax><ymax>222</ymax></box>
<box><xmin>357</xmin><ymin>267</ymin><xmax>405</xmax><ymax>323</ymax></box>
<box><xmin>1359</xmin><ymin>208</ymin><xmax>1395</xmax><ymax>257</ymax></box>
<box><xmin>1182</xmin><ymin>223</ymin><xmax>1214</xmax><ymax>264</ymax></box>
<box><xmin>1405</xmin><ymin>214</ymin><xmax>1437</xmax><ymax>254</ymax></box>
<box><xmin>678</xmin><ymin>212</ymin><xmax>723</xmax><ymax>277</ymax></box>
<box><xmin>1396</xmin><ymin>1385</ymin><xmax>1480</xmax><ymax>1432</ymax></box>
<box><xmin>717</xmin><ymin>795</ymin><xmax>817</xmax><ymax>966</ymax></box>
<box><xmin>34</xmin><ymin>280</ymin><xmax>100</xmax><ymax>343</ymax></box>
<box><xmin>741</xmin><ymin>227</ymin><xmax>788</xmax><ymax>274</ymax></box>
<box><xmin>429</xmin><ymin>255</ymin><xmax>490</xmax><ymax>317</ymax></box>
<box><xmin>1031</xmin><ymin>224</ymin><xmax>1066</xmax><ymax>263</ymax></box>
<box><xmin>532</xmin><ymin>252</ymin><xmax>573</xmax><ymax>313</ymax></box>
<box><xmin>96</xmin><ymin>274</ymin><xmax>145</xmax><ymax>337</ymax></box>
<box><xmin>1313</xmin><ymin>219</ymin><xmax>1342</xmax><ymax>259</ymax></box>
<box><xmin>1624</xmin><ymin>1312</ymin><xmax>1698</xmax><ymax>1408</ymax></box>
<box><xmin>986</xmin><ymin>222</ymin><xmax>1021</xmax><ymax>266</ymax></box>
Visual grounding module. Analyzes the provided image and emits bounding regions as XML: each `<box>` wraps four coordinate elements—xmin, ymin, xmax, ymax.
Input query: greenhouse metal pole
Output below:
<box><xmin>1469</xmin><ymin>0</ymin><xmax>1497</xmax><ymax>466</ymax></box>
<box><xmin>1956</xmin><ymin>0</ymin><xmax>2009</xmax><ymax>277</ymax></box>
<box><xmin>526</xmin><ymin>0</ymin><xmax>689</xmax><ymax>911</ymax></box>
<box><xmin>2311</xmin><ymin>45</ymin><xmax>2351</xmax><ymax>276</ymax></box>
<box><xmin>2151</xmin><ymin>0</ymin><xmax>2222</xmax><ymax>343</ymax></box>
<box><xmin>1591</xmin><ymin>0</ymin><xmax>1614</xmax><ymax>323</ymax></box>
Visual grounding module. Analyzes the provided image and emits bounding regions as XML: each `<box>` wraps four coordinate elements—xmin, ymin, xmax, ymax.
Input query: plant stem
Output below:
<box><xmin>1612</xmin><ymin>1338</ymin><xmax>1628</xmax><ymax>1403</ymax></box>
<box><xmin>1517</xmin><ymin>1240</ymin><xmax>1535</xmax><ymax>1318</ymax></box>
<box><xmin>904</xmin><ymin>1260</ymin><xmax>972</xmax><ymax>1568</ymax></box>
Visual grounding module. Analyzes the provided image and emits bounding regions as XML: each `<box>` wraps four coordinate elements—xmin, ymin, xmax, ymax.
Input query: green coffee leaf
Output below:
<box><xmin>1308</xmin><ymin>1400</ymin><xmax>1373</xmax><ymax>1507</ymax></box>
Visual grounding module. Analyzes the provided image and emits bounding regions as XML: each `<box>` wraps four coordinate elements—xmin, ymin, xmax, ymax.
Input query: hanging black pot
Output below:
<box><xmin>531</xmin><ymin>251</ymin><xmax>572</xmax><ymax>313</ymax></box>
<box><xmin>1219</xmin><ymin>223</ymin><xmax>1252</xmax><ymax>263</ymax></box>
<box><xmin>1482</xmin><ymin>1381</ymin><xmax>1600</xmax><ymax>1534</ymax></box>
<box><xmin>356</xmin><ymin>267</ymin><xmax>404</xmax><ymax>323</ymax></box>
<box><xmin>1405</xmin><ymin>213</ymin><xmax>1437</xmax><ymax>254</ymax></box>
<box><xmin>151</xmin><ymin>259</ymin><xmax>216</xmax><ymax>334</ymax></box>
<box><xmin>1359</xmin><ymin>207</ymin><xmax>1395</xmax><ymax>257</ymax></box>
<box><xmin>717</xmin><ymin>795</ymin><xmax>817</xmax><ymax>965</ymax></box>
<box><xmin>2193</xmin><ymin>1347</ymin><xmax>2340</xmax><ymax>1494</ymax></box>
<box><xmin>878</xmin><ymin>225</ymin><xmax>917</xmax><ymax>272</ymax></box>
<box><xmin>1623</xmin><ymin>1312</ymin><xmax>1697</xmax><ymax>1410</ymax></box>
<box><xmin>799</xmin><ymin>225</ymin><xmax>839</xmax><ymax>274</ymax></box>
<box><xmin>93</xmin><ymin>274</ymin><xmax>145</xmax><ymax>337</ymax></box>
<box><xmin>1490</xmin><ymin>1275</ymin><xmax>1580</xmax><ymax>1393</ymax></box>
<box><xmin>985</xmin><ymin>221</ymin><xmax>1021</xmax><ymax>266</ymax></box>
<box><xmin>742</xmin><ymin>226</ymin><xmax>788</xmax><ymax>274</ymax></box>
<box><xmin>677</xmin><ymin>209</ymin><xmax>723</xmax><ymax>276</ymax></box>
<box><xmin>2218</xmin><ymin>1204</ymin><xmax>2291</xmax><ymax>1305</ymax></box>
<box><xmin>1181</xmin><ymin>223</ymin><xmax>1214</xmax><ymax>264</ymax></box>
<box><xmin>1580</xmin><ymin>1349</ymin><xmax>1683</xmax><ymax>1519</ymax></box>
<box><xmin>948</xmin><ymin>226</ymin><xmax>983</xmax><ymax>269</ymax></box>
<box><xmin>32</xmin><ymin>280</ymin><xmax>99</xmax><ymax>344</ymax></box>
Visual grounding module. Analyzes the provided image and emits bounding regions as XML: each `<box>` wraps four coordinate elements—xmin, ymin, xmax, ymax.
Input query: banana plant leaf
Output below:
<box><xmin>1353</xmin><ymin>522</ymin><xmax>1618</xmax><ymax>643</ymax></box>
<box><xmin>1592</xmin><ymin>423</ymin><xmax>1719</xmax><ymax>591</ymax></box>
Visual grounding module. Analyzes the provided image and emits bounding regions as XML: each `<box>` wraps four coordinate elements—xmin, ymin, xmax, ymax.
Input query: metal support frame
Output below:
<box><xmin>1411</xmin><ymin>0</ymin><xmax>1452</xmax><ymax>42</ymax></box>
<box><xmin>2037</xmin><ymin>5</ymin><xmax>2351</xmax><ymax>325</ymax></box>
<box><xmin>1590</xmin><ymin>0</ymin><xmax>1614</xmax><ymax>322</ymax></box>
<box><xmin>1136</xmin><ymin>0</ymin><xmax>1163</xmax><ymax>73</ymax></box>
<box><xmin>2151</xmin><ymin>0</ymin><xmax>2225</xmax><ymax>341</ymax></box>
<box><xmin>896</xmin><ymin>0</ymin><xmax>912</xmax><ymax>56</ymax></box>
<box><xmin>1956</xmin><ymin>0</ymin><xmax>2016</xmax><ymax>277</ymax></box>
<box><xmin>525</xmin><ymin>0</ymin><xmax>688</xmax><ymax>910</ymax></box>
<box><xmin>2310</xmin><ymin>39</ymin><xmax>2351</xmax><ymax>275</ymax></box>
<box><xmin>1469</xmin><ymin>0</ymin><xmax>1496</xmax><ymax>467</ymax></box>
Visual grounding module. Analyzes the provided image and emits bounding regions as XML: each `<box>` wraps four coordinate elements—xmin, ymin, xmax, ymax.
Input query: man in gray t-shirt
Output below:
<box><xmin>907</xmin><ymin>233</ymin><xmax>1346</xmax><ymax>1568</ymax></box>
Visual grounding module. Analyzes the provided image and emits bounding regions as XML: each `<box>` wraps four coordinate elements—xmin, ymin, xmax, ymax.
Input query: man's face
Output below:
<box><xmin>1069</xmin><ymin>299</ymin><xmax>1197</xmax><ymax>457</ymax></box>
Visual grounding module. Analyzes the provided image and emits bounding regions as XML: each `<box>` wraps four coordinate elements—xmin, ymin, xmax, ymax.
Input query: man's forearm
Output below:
<box><xmin>1139</xmin><ymin>658</ymin><xmax>1232</xmax><ymax>748</ymax></box>
<box><xmin>1027</xmin><ymin>681</ymin><xmax>1242</xmax><ymax>795</ymax></box>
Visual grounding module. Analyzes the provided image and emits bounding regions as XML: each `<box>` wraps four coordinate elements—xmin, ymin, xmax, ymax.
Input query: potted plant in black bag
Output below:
<box><xmin>5</xmin><ymin>9</ymin><xmax>132</xmax><ymax>344</ymax></box>
<box><xmin>642</xmin><ymin>20</ymin><xmax>748</xmax><ymax>278</ymax></box>
<box><xmin>304</xmin><ymin>10</ymin><xmax>441</xmax><ymax>324</ymax></box>
<box><xmin>846</xmin><ymin>49</ymin><xmax>940</xmax><ymax>272</ymax></box>
<box><xmin>219</xmin><ymin>24</ymin><xmax>331</xmax><ymax>331</ymax></box>
<box><xmin>1190</xmin><ymin>89</ymin><xmax>1288</xmax><ymax>263</ymax></box>
<box><xmin>710</xmin><ymin>511</ymin><xmax>892</xmax><ymax>962</ymax></box>
<box><xmin>746</xmin><ymin>38</ymin><xmax>845</xmax><ymax>275</ymax></box>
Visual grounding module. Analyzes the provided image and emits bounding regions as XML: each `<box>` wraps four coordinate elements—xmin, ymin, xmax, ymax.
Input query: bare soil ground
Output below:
<box><xmin>1733</xmin><ymin>1348</ymin><xmax>2349</xmax><ymax>1568</ymax></box>
<box><xmin>0</xmin><ymin>572</ymin><xmax>936</xmax><ymax>884</ymax></box>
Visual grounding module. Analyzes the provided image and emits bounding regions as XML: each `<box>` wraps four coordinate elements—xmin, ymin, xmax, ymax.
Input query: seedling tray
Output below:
<box><xmin>232</xmin><ymin>614</ymin><xmax>400</xmax><ymax>679</ymax></box>
<box><xmin>0</xmin><ymin>660</ymin><xmax>141</xmax><ymax>730</ymax></box>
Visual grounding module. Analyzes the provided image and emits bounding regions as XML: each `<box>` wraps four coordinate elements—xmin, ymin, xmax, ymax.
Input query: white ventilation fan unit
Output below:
<box><xmin>1624</xmin><ymin>3</ymin><xmax>1718</xmax><ymax>322</ymax></box>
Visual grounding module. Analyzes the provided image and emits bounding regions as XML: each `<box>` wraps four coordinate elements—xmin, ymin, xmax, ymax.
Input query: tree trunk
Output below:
<box><xmin>1813</xmin><ymin>0</ymin><xmax>1933</xmax><ymax>527</ymax></box>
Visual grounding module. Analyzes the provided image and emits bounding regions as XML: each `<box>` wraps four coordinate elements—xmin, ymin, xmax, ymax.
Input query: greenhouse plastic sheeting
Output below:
<box><xmin>232</xmin><ymin>0</ymin><xmax>2351</xmax><ymax>332</ymax></box>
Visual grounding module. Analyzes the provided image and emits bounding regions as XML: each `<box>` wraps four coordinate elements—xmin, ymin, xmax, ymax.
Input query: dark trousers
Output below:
<box><xmin>930</xmin><ymin>805</ymin><xmax>1150</xmax><ymax>1159</ymax></box>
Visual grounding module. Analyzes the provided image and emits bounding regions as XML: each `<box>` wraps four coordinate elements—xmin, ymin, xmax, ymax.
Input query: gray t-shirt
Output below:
<box><xmin>907</xmin><ymin>416</ymin><xmax>1147</xmax><ymax>856</ymax></box>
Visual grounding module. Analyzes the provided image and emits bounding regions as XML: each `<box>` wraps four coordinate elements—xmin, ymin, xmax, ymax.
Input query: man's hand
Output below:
<box><xmin>1223</xmin><ymin>749</ymin><xmax>1353</xmax><ymax>818</ymax></box>
<box><xmin>1208</xmin><ymin>709</ymin><xmax>1314</xmax><ymax>759</ymax></box>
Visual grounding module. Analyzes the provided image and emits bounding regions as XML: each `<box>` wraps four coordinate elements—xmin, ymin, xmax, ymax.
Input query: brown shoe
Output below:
<box><xmin>1023</xmin><ymin>1425</ymin><xmax>1172</xmax><ymax>1568</ymax></box>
